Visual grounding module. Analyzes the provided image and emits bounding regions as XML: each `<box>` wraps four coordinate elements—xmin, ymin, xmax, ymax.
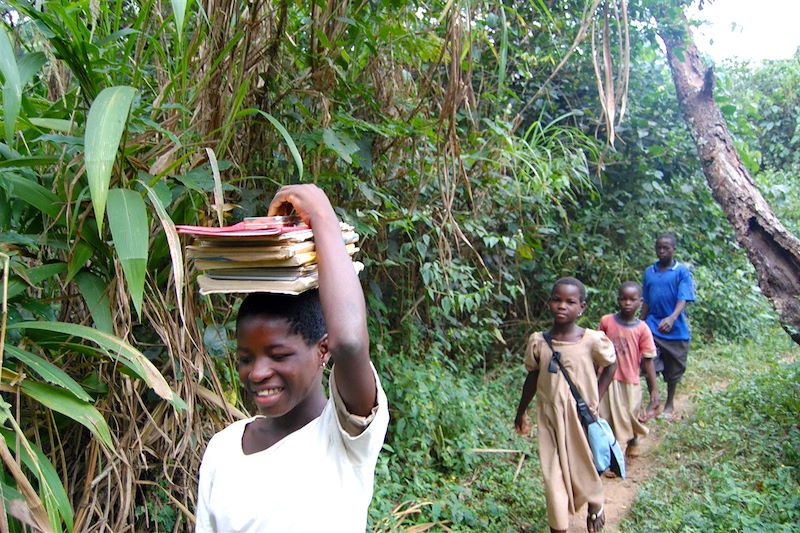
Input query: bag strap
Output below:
<box><xmin>543</xmin><ymin>332</ymin><xmax>596</xmax><ymax>421</ymax></box>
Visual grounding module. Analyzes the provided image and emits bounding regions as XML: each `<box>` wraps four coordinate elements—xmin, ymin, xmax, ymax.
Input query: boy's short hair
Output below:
<box><xmin>552</xmin><ymin>276</ymin><xmax>587</xmax><ymax>302</ymax></box>
<box><xmin>656</xmin><ymin>232</ymin><xmax>677</xmax><ymax>247</ymax></box>
<box><xmin>619</xmin><ymin>280</ymin><xmax>642</xmax><ymax>295</ymax></box>
<box><xmin>236</xmin><ymin>290</ymin><xmax>326</xmax><ymax>346</ymax></box>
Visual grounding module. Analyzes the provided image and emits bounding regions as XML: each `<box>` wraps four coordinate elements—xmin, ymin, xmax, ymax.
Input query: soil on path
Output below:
<box><xmin>566</xmin><ymin>394</ymin><xmax>692</xmax><ymax>533</ymax></box>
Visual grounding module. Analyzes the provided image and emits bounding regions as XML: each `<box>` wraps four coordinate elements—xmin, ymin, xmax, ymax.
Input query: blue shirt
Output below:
<box><xmin>642</xmin><ymin>261</ymin><xmax>696</xmax><ymax>341</ymax></box>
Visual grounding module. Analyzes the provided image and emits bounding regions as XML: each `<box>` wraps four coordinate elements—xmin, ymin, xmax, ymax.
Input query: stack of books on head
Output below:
<box><xmin>177</xmin><ymin>216</ymin><xmax>362</xmax><ymax>295</ymax></box>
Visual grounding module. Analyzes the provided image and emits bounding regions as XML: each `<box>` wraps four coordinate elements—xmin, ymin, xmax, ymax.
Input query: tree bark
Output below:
<box><xmin>658</xmin><ymin>19</ymin><xmax>800</xmax><ymax>345</ymax></box>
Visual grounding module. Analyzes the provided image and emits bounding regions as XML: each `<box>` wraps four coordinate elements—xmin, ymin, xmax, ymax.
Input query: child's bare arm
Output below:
<box><xmin>658</xmin><ymin>300</ymin><xmax>687</xmax><ymax>333</ymax></box>
<box><xmin>597</xmin><ymin>361</ymin><xmax>616</xmax><ymax>400</ymax></box>
<box><xmin>639</xmin><ymin>302</ymin><xmax>650</xmax><ymax>321</ymax></box>
<box><xmin>268</xmin><ymin>184</ymin><xmax>375</xmax><ymax>417</ymax></box>
<box><xmin>514</xmin><ymin>370</ymin><xmax>538</xmax><ymax>434</ymax></box>
<box><xmin>642</xmin><ymin>358</ymin><xmax>660</xmax><ymax>417</ymax></box>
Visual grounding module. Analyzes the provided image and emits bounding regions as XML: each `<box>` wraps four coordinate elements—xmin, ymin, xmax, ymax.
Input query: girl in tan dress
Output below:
<box><xmin>515</xmin><ymin>277</ymin><xmax>617</xmax><ymax>533</ymax></box>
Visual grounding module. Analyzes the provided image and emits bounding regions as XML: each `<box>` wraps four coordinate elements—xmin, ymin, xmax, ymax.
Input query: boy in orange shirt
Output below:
<box><xmin>598</xmin><ymin>281</ymin><xmax>659</xmax><ymax>458</ymax></box>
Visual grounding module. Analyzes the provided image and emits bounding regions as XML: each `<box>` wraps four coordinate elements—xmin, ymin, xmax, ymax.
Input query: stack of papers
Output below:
<box><xmin>177</xmin><ymin>216</ymin><xmax>362</xmax><ymax>295</ymax></box>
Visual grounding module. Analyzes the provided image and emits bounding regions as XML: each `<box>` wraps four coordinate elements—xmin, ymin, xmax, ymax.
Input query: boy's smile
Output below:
<box><xmin>236</xmin><ymin>316</ymin><xmax>327</xmax><ymax>418</ymax></box>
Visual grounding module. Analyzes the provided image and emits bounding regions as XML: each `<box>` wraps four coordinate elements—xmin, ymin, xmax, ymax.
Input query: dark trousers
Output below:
<box><xmin>653</xmin><ymin>337</ymin><xmax>690</xmax><ymax>384</ymax></box>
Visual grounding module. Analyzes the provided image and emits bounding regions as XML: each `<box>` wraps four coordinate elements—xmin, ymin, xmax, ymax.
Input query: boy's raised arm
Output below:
<box><xmin>268</xmin><ymin>184</ymin><xmax>376</xmax><ymax>416</ymax></box>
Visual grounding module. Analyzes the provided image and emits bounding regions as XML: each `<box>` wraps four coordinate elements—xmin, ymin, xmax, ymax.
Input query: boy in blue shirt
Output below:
<box><xmin>640</xmin><ymin>233</ymin><xmax>696</xmax><ymax>419</ymax></box>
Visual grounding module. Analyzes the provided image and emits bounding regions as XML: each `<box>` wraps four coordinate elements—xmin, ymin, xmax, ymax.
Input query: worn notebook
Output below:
<box><xmin>196</xmin><ymin>262</ymin><xmax>364</xmax><ymax>295</ymax></box>
<box><xmin>180</xmin><ymin>216</ymin><xmax>362</xmax><ymax>295</ymax></box>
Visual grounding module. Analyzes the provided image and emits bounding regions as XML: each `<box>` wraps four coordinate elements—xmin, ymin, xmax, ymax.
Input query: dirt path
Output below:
<box><xmin>566</xmin><ymin>394</ymin><xmax>693</xmax><ymax>533</ymax></box>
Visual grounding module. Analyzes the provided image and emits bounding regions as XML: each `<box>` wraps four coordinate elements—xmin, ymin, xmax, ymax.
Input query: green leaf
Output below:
<box><xmin>0</xmin><ymin>26</ymin><xmax>22</xmax><ymax>144</ymax></box>
<box><xmin>202</xmin><ymin>324</ymin><xmax>228</xmax><ymax>357</ymax></box>
<box><xmin>171</xmin><ymin>0</ymin><xmax>191</xmax><ymax>43</ymax></box>
<box><xmin>106</xmin><ymin>188</ymin><xmax>148</xmax><ymax>319</ymax></box>
<box><xmin>0</xmin><ymin>478</ymin><xmax>23</xmax><ymax>506</ymax></box>
<box><xmin>322</xmin><ymin>128</ymin><xmax>359</xmax><ymax>164</ymax></box>
<box><xmin>150</xmin><ymin>178</ymin><xmax>173</xmax><ymax>208</ymax></box>
<box><xmin>497</xmin><ymin>6</ymin><xmax>508</xmax><ymax>99</ymax></box>
<box><xmin>28</xmin><ymin>117</ymin><xmax>73</xmax><ymax>133</ymax></box>
<box><xmin>1</xmin><ymin>428</ymin><xmax>74</xmax><ymax>532</ymax></box>
<box><xmin>66</xmin><ymin>241</ymin><xmax>94</xmax><ymax>283</ymax></box>
<box><xmin>16</xmin><ymin>51</ymin><xmax>46</xmax><ymax>87</ymax></box>
<box><xmin>84</xmin><ymin>86</ymin><xmax>136</xmax><ymax>235</ymax></box>
<box><xmin>0</xmin><ymin>231</ymin><xmax>38</xmax><ymax>248</ymax></box>
<box><xmin>263</xmin><ymin>112</ymin><xmax>304</xmax><ymax>179</ymax></box>
<box><xmin>0</xmin><ymin>396</ymin><xmax>10</xmax><ymax>424</ymax></box>
<box><xmin>0</xmin><ymin>154</ymin><xmax>59</xmax><ymax>168</ymax></box>
<box><xmin>74</xmin><ymin>271</ymin><xmax>114</xmax><ymax>334</ymax></box>
<box><xmin>205</xmin><ymin>147</ymin><xmax>224</xmax><ymax>226</ymax></box>
<box><xmin>237</xmin><ymin>109</ymin><xmax>303</xmax><ymax>180</ymax></box>
<box><xmin>9</xmin><ymin>321</ymin><xmax>185</xmax><ymax>410</ymax></box>
<box><xmin>35</xmin><ymin>134</ymin><xmax>83</xmax><ymax>146</ymax></box>
<box><xmin>3</xmin><ymin>172</ymin><xmax>62</xmax><ymax>219</ymax></box>
<box><xmin>314</xmin><ymin>26</ymin><xmax>333</xmax><ymax>49</ymax></box>
<box><xmin>143</xmin><ymin>182</ymin><xmax>186</xmax><ymax>329</ymax></box>
<box><xmin>5</xmin><ymin>345</ymin><xmax>92</xmax><ymax>402</ymax></box>
<box><xmin>174</xmin><ymin>166</ymin><xmax>217</xmax><ymax>192</ymax></box>
<box><xmin>3</xmin><ymin>262</ymin><xmax>66</xmax><ymax>300</ymax></box>
<box><xmin>20</xmin><ymin>381</ymin><xmax>113</xmax><ymax>449</ymax></box>
<box><xmin>0</xmin><ymin>190</ymin><xmax>10</xmax><ymax>228</ymax></box>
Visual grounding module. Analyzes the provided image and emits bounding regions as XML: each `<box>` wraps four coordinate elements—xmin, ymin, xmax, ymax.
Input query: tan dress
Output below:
<box><xmin>524</xmin><ymin>329</ymin><xmax>616</xmax><ymax>530</ymax></box>
<box><xmin>597</xmin><ymin>314</ymin><xmax>657</xmax><ymax>445</ymax></box>
<box><xmin>600</xmin><ymin>380</ymin><xmax>649</xmax><ymax>444</ymax></box>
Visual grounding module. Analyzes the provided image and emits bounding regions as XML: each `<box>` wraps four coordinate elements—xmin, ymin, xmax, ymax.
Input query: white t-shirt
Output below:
<box><xmin>195</xmin><ymin>365</ymin><xmax>389</xmax><ymax>532</ymax></box>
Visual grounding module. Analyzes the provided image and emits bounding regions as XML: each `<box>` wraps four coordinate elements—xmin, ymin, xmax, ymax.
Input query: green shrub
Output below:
<box><xmin>623</xmin><ymin>361</ymin><xmax>800</xmax><ymax>532</ymax></box>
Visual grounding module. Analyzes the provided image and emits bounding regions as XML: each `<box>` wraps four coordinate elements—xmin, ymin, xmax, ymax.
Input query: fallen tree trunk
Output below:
<box><xmin>658</xmin><ymin>19</ymin><xmax>800</xmax><ymax>345</ymax></box>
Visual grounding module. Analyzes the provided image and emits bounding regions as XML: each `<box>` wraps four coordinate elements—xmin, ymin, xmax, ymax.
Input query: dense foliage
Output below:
<box><xmin>624</xmin><ymin>337</ymin><xmax>800</xmax><ymax>532</ymax></box>
<box><xmin>0</xmin><ymin>0</ymin><xmax>796</xmax><ymax>530</ymax></box>
<box><xmin>716</xmin><ymin>55</ymin><xmax>800</xmax><ymax>237</ymax></box>
<box><xmin>374</xmin><ymin>332</ymin><xmax>800</xmax><ymax>531</ymax></box>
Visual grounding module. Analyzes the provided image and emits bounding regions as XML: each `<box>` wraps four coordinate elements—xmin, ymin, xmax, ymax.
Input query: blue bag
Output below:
<box><xmin>543</xmin><ymin>333</ymin><xmax>626</xmax><ymax>478</ymax></box>
<box><xmin>586</xmin><ymin>418</ymin><xmax>625</xmax><ymax>478</ymax></box>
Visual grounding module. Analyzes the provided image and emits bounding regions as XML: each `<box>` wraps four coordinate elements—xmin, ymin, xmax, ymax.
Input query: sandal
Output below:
<box><xmin>587</xmin><ymin>505</ymin><xmax>605</xmax><ymax>533</ymax></box>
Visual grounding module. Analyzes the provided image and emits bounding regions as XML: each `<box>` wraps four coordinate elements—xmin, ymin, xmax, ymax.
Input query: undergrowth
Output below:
<box><xmin>369</xmin><ymin>331</ymin><xmax>800</xmax><ymax>532</ymax></box>
<box><xmin>370</xmin><ymin>355</ymin><xmax>548</xmax><ymax>531</ymax></box>
<box><xmin>622</xmin><ymin>334</ymin><xmax>800</xmax><ymax>533</ymax></box>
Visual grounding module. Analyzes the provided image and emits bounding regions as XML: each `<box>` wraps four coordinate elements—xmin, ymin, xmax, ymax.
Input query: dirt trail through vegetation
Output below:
<box><xmin>566</xmin><ymin>394</ymin><xmax>693</xmax><ymax>533</ymax></box>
